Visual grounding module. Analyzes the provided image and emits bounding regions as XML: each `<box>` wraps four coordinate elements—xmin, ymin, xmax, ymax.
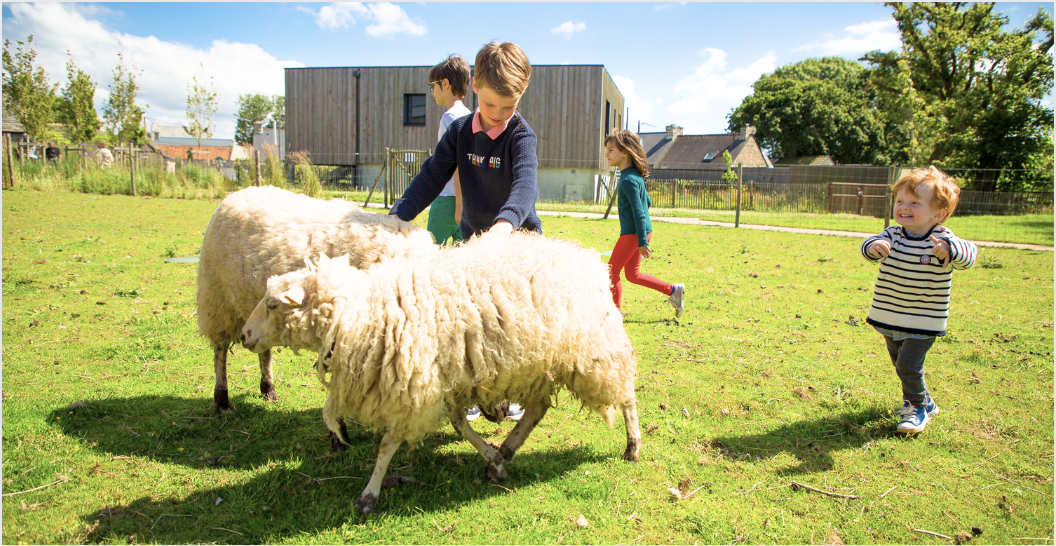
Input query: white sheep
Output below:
<box><xmin>240</xmin><ymin>231</ymin><xmax>642</xmax><ymax>515</ymax></box>
<box><xmin>196</xmin><ymin>185</ymin><xmax>438</xmax><ymax>419</ymax></box>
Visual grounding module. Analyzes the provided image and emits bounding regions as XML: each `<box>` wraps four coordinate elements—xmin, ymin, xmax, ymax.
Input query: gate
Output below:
<box><xmin>363</xmin><ymin>148</ymin><xmax>431</xmax><ymax>208</ymax></box>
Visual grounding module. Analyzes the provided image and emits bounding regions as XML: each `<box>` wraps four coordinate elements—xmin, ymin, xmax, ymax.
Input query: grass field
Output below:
<box><xmin>3</xmin><ymin>188</ymin><xmax>1054</xmax><ymax>544</ymax></box>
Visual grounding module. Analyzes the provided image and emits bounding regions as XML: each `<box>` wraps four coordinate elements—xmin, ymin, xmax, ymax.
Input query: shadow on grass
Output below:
<box><xmin>53</xmin><ymin>394</ymin><xmax>608</xmax><ymax>542</ymax></box>
<box><xmin>710</xmin><ymin>405</ymin><xmax>900</xmax><ymax>475</ymax></box>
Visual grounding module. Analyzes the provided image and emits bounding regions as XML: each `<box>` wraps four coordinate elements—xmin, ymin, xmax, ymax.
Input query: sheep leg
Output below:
<box><xmin>495</xmin><ymin>403</ymin><xmax>549</xmax><ymax>463</ymax></box>
<box><xmin>353</xmin><ymin>431</ymin><xmax>402</xmax><ymax>516</ymax></box>
<box><xmin>212</xmin><ymin>344</ymin><xmax>231</xmax><ymax>411</ymax></box>
<box><xmin>258</xmin><ymin>349</ymin><xmax>278</xmax><ymax>401</ymax></box>
<box><xmin>622</xmin><ymin>400</ymin><xmax>642</xmax><ymax>462</ymax></box>
<box><xmin>329</xmin><ymin>418</ymin><xmax>351</xmax><ymax>452</ymax></box>
<box><xmin>448</xmin><ymin>410</ymin><xmax>508</xmax><ymax>482</ymax></box>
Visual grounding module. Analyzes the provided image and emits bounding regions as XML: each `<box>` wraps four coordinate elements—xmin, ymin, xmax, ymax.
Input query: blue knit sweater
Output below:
<box><xmin>390</xmin><ymin>113</ymin><xmax>542</xmax><ymax>238</ymax></box>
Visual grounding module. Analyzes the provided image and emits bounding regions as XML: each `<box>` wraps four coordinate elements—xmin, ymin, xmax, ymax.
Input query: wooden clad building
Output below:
<box><xmin>285</xmin><ymin>64</ymin><xmax>625</xmax><ymax>202</ymax></box>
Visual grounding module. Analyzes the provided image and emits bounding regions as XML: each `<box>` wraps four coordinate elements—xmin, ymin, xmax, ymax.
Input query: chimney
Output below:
<box><xmin>738</xmin><ymin>125</ymin><xmax>756</xmax><ymax>141</ymax></box>
<box><xmin>253</xmin><ymin>121</ymin><xmax>263</xmax><ymax>135</ymax></box>
<box><xmin>665</xmin><ymin>124</ymin><xmax>683</xmax><ymax>140</ymax></box>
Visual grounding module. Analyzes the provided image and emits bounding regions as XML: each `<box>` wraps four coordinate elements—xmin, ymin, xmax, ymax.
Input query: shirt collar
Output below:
<box><xmin>471</xmin><ymin>108</ymin><xmax>514</xmax><ymax>139</ymax></box>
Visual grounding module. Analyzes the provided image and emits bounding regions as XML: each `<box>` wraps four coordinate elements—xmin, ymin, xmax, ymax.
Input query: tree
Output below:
<box><xmin>102</xmin><ymin>50</ymin><xmax>147</xmax><ymax>145</ymax></box>
<box><xmin>234</xmin><ymin>93</ymin><xmax>273</xmax><ymax>145</ymax></box>
<box><xmin>185</xmin><ymin>63</ymin><xmax>218</xmax><ymax>152</ymax></box>
<box><xmin>727</xmin><ymin>57</ymin><xmax>890</xmax><ymax>165</ymax></box>
<box><xmin>861</xmin><ymin>2</ymin><xmax>1054</xmax><ymax>191</ymax></box>
<box><xmin>54</xmin><ymin>53</ymin><xmax>101</xmax><ymax>145</ymax></box>
<box><xmin>234</xmin><ymin>93</ymin><xmax>285</xmax><ymax>145</ymax></box>
<box><xmin>2</xmin><ymin>35</ymin><xmax>58</xmax><ymax>142</ymax></box>
<box><xmin>271</xmin><ymin>95</ymin><xmax>285</xmax><ymax>129</ymax></box>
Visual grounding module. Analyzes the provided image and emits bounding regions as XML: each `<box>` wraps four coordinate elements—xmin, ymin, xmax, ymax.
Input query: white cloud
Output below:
<box><xmin>2</xmin><ymin>3</ymin><xmax>302</xmax><ymax>139</ymax></box>
<box><xmin>611</xmin><ymin>75</ymin><xmax>655</xmax><ymax>132</ymax></box>
<box><xmin>313</xmin><ymin>2</ymin><xmax>426</xmax><ymax>37</ymax></box>
<box><xmin>551</xmin><ymin>21</ymin><xmax>586</xmax><ymax>39</ymax></box>
<box><xmin>792</xmin><ymin>19</ymin><xmax>901</xmax><ymax>55</ymax></box>
<box><xmin>666</xmin><ymin>48</ymin><xmax>777</xmax><ymax>134</ymax></box>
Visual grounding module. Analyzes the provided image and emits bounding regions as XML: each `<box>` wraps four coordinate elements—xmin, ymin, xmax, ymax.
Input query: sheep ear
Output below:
<box><xmin>280</xmin><ymin>286</ymin><xmax>306</xmax><ymax>306</ymax></box>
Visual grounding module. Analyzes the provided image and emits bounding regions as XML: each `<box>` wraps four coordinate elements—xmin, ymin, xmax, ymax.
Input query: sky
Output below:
<box><xmin>2</xmin><ymin>2</ymin><xmax>1052</xmax><ymax>140</ymax></box>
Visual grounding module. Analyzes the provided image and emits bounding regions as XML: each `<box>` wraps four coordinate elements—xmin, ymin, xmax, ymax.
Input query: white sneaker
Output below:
<box><xmin>506</xmin><ymin>403</ymin><xmax>524</xmax><ymax>422</ymax></box>
<box><xmin>466</xmin><ymin>406</ymin><xmax>481</xmax><ymax>422</ymax></box>
<box><xmin>668</xmin><ymin>284</ymin><xmax>685</xmax><ymax>318</ymax></box>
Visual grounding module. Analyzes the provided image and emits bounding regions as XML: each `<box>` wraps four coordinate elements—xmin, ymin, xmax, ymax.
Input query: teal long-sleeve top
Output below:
<box><xmin>617</xmin><ymin>166</ymin><xmax>653</xmax><ymax>247</ymax></box>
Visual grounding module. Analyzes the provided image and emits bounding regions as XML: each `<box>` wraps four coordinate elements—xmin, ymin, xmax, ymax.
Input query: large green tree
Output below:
<box><xmin>234</xmin><ymin>93</ymin><xmax>273</xmax><ymax>145</ymax></box>
<box><xmin>234</xmin><ymin>93</ymin><xmax>285</xmax><ymax>145</ymax></box>
<box><xmin>102</xmin><ymin>50</ymin><xmax>146</xmax><ymax>145</ymax></box>
<box><xmin>2</xmin><ymin>35</ymin><xmax>58</xmax><ymax>142</ymax></box>
<box><xmin>54</xmin><ymin>53</ymin><xmax>101</xmax><ymax>144</ymax></box>
<box><xmin>727</xmin><ymin>57</ymin><xmax>890</xmax><ymax>165</ymax></box>
<box><xmin>185</xmin><ymin>63</ymin><xmax>218</xmax><ymax>152</ymax></box>
<box><xmin>861</xmin><ymin>2</ymin><xmax>1054</xmax><ymax>191</ymax></box>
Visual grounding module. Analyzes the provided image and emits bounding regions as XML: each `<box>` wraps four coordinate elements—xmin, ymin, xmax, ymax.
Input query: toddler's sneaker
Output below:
<box><xmin>893</xmin><ymin>401</ymin><xmax>940</xmax><ymax>418</ymax></box>
<box><xmin>507</xmin><ymin>403</ymin><xmax>524</xmax><ymax>422</ymax></box>
<box><xmin>668</xmin><ymin>284</ymin><xmax>686</xmax><ymax>318</ymax></box>
<box><xmin>896</xmin><ymin>403</ymin><xmax>935</xmax><ymax>433</ymax></box>
<box><xmin>466</xmin><ymin>406</ymin><xmax>481</xmax><ymax>422</ymax></box>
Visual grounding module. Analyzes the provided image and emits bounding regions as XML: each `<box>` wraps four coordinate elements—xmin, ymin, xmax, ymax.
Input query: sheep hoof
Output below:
<box><xmin>260</xmin><ymin>381</ymin><xmax>278</xmax><ymax>401</ymax></box>
<box><xmin>623</xmin><ymin>440</ymin><xmax>641</xmax><ymax>462</ymax></box>
<box><xmin>213</xmin><ymin>389</ymin><xmax>231</xmax><ymax>412</ymax></box>
<box><xmin>485</xmin><ymin>463</ymin><xmax>507</xmax><ymax>482</ymax></box>
<box><xmin>330</xmin><ymin>431</ymin><xmax>349</xmax><ymax>452</ymax></box>
<box><xmin>353</xmin><ymin>494</ymin><xmax>377</xmax><ymax>515</ymax></box>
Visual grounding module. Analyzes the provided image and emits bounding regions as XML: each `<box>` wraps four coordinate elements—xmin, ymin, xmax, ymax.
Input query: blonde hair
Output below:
<box><xmin>892</xmin><ymin>166</ymin><xmax>961</xmax><ymax>221</ymax></box>
<box><xmin>474</xmin><ymin>41</ymin><xmax>531</xmax><ymax>98</ymax></box>
<box><xmin>428</xmin><ymin>54</ymin><xmax>471</xmax><ymax>99</ymax></box>
<box><xmin>605</xmin><ymin>130</ymin><xmax>650</xmax><ymax>178</ymax></box>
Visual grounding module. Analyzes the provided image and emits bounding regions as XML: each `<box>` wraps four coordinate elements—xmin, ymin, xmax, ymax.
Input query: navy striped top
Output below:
<box><xmin>861</xmin><ymin>224</ymin><xmax>977</xmax><ymax>336</ymax></box>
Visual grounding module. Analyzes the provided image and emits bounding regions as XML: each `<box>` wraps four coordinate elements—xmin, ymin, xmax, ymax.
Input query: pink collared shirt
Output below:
<box><xmin>471</xmin><ymin>108</ymin><xmax>514</xmax><ymax>139</ymax></box>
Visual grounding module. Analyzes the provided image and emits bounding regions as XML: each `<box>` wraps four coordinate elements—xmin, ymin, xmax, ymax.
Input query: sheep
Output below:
<box><xmin>240</xmin><ymin>231</ymin><xmax>642</xmax><ymax>515</ymax></box>
<box><xmin>196</xmin><ymin>185</ymin><xmax>438</xmax><ymax>416</ymax></box>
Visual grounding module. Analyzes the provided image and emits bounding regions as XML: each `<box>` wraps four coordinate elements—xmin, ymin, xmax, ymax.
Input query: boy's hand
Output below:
<box><xmin>639</xmin><ymin>245</ymin><xmax>651</xmax><ymax>258</ymax></box>
<box><xmin>929</xmin><ymin>235</ymin><xmax>950</xmax><ymax>261</ymax></box>
<box><xmin>868</xmin><ymin>240</ymin><xmax>891</xmax><ymax>259</ymax></box>
<box><xmin>488</xmin><ymin>220</ymin><xmax>514</xmax><ymax>235</ymax></box>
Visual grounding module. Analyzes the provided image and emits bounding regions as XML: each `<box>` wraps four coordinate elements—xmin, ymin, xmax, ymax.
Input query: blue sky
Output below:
<box><xmin>3</xmin><ymin>2</ymin><xmax>1051</xmax><ymax>140</ymax></box>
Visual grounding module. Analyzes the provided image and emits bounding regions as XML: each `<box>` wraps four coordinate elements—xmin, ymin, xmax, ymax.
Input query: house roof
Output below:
<box><xmin>773</xmin><ymin>155</ymin><xmax>835</xmax><ymax>166</ymax></box>
<box><xmin>652</xmin><ymin>134</ymin><xmax>749</xmax><ymax>171</ymax></box>
<box><xmin>151</xmin><ymin>124</ymin><xmax>194</xmax><ymax>139</ymax></box>
<box><xmin>154</xmin><ymin>136</ymin><xmax>233</xmax><ymax>148</ymax></box>
<box><xmin>2</xmin><ymin>106</ymin><xmax>25</xmax><ymax>133</ymax></box>
<box><xmin>638</xmin><ymin>132</ymin><xmax>677</xmax><ymax>166</ymax></box>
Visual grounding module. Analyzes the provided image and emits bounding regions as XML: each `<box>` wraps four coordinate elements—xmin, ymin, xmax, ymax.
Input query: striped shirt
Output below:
<box><xmin>861</xmin><ymin>224</ymin><xmax>977</xmax><ymax>336</ymax></box>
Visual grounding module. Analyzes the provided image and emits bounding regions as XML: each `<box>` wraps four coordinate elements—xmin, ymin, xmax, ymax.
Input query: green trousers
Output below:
<box><xmin>426</xmin><ymin>195</ymin><xmax>463</xmax><ymax>246</ymax></box>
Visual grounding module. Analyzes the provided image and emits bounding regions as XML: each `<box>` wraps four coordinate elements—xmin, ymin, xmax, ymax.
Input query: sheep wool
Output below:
<box><xmin>242</xmin><ymin>231</ymin><xmax>642</xmax><ymax>515</ymax></box>
<box><xmin>196</xmin><ymin>185</ymin><xmax>437</xmax><ymax>413</ymax></box>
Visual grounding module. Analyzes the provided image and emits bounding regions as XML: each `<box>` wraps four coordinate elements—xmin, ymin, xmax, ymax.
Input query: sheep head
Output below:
<box><xmin>242</xmin><ymin>255</ymin><xmax>356</xmax><ymax>355</ymax></box>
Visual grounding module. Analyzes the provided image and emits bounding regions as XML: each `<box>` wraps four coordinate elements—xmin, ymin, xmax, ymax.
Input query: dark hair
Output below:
<box><xmin>605</xmin><ymin>130</ymin><xmax>650</xmax><ymax>177</ymax></box>
<box><xmin>474</xmin><ymin>41</ymin><xmax>531</xmax><ymax>98</ymax></box>
<box><xmin>427</xmin><ymin>54</ymin><xmax>471</xmax><ymax>99</ymax></box>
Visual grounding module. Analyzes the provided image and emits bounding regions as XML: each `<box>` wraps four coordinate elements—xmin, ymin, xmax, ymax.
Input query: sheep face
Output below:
<box><xmin>241</xmin><ymin>269</ymin><xmax>317</xmax><ymax>354</ymax></box>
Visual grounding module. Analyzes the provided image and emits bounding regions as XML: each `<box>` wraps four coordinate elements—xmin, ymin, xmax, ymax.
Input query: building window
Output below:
<box><xmin>604</xmin><ymin>100</ymin><xmax>611</xmax><ymax>136</ymax></box>
<box><xmin>404</xmin><ymin>94</ymin><xmax>426</xmax><ymax>126</ymax></box>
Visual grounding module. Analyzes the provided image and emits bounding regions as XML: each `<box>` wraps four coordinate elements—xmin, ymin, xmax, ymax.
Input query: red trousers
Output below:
<box><xmin>608</xmin><ymin>233</ymin><xmax>673</xmax><ymax>310</ymax></box>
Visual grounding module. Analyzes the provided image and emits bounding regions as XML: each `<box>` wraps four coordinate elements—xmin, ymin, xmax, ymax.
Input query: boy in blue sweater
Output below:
<box><xmin>389</xmin><ymin>41</ymin><xmax>541</xmax><ymax>239</ymax></box>
<box><xmin>390</xmin><ymin>41</ymin><xmax>538</xmax><ymax>423</ymax></box>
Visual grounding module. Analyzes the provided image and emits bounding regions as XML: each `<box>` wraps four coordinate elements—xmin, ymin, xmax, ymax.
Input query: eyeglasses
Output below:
<box><xmin>428</xmin><ymin>80</ymin><xmax>442</xmax><ymax>92</ymax></box>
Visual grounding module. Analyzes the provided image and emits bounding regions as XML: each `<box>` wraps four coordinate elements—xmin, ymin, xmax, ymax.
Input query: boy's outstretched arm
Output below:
<box><xmin>935</xmin><ymin>233</ymin><xmax>978</xmax><ymax>270</ymax></box>
<box><xmin>493</xmin><ymin>129</ymin><xmax>539</xmax><ymax>230</ymax></box>
<box><xmin>861</xmin><ymin>229</ymin><xmax>894</xmax><ymax>261</ymax></box>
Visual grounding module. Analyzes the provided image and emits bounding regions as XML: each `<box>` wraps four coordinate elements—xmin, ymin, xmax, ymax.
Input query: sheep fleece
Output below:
<box><xmin>303</xmin><ymin>232</ymin><xmax>638</xmax><ymax>446</ymax></box>
<box><xmin>196</xmin><ymin>185</ymin><xmax>436</xmax><ymax>348</ymax></box>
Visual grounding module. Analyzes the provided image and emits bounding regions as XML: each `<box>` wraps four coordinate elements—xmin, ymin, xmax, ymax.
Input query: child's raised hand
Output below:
<box><xmin>929</xmin><ymin>235</ymin><xmax>950</xmax><ymax>261</ymax></box>
<box><xmin>868</xmin><ymin>240</ymin><xmax>891</xmax><ymax>259</ymax></box>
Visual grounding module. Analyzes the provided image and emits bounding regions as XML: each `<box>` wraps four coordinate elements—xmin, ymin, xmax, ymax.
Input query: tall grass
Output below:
<box><xmin>289</xmin><ymin>150</ymin><xmax>322</xmax><ymax>198</ymax></box>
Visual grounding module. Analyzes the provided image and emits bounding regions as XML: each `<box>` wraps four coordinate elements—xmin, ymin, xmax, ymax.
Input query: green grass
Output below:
<box><xmin>3</xmin><ymin>188</ymin><xmax>1054</xmax><ymax>544</ymax></box>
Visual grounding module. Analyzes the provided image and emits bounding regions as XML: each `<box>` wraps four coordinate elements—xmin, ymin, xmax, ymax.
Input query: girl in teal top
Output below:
<box><xmin>604</xmin><ymin>130</ymin><xmax>685</xmax><ymax>318</ymax></box>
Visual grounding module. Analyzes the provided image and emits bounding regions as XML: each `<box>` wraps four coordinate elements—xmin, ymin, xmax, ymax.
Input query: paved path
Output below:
<box><xmin>536</xmin><ymin>210</ymin><xmax>1054</xmax><ymax>252</ymax></box>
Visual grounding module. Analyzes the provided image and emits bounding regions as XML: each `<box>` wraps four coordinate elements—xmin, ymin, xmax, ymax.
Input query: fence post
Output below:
<box><xmin>129</xmin><ymin>142</ymin><xmax>137</xmax><ymax>197</ymax></box>
<box><xmin>254</xmin><ymin>149</ymin><xmax>261</xmax><ymax>186</ymax></box>
<box><xmin>735</xmin><ymin>163</ymin><xmax>743</xmax><ymax>228</ymax></box>
<box><xmin>602</xmin><ymin>169</ymin><xmax>619</xmax><ymax>219</ymax></box>
<box><xmin>4</xmin><ymin>134</ymin><xmax>15</xmax><ymax>188</ymax></box>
